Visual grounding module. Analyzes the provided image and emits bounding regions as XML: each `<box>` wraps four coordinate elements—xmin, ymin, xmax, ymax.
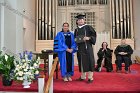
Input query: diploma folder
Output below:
<box><xmin>75</xmin><ymin>35</ymin><xmax>85</xmax><ymax>43</ymax></box>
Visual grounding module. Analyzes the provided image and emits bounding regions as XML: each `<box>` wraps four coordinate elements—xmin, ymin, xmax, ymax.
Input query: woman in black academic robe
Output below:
<box><xmin>95</xmin><ymin>42</ymin><xmax>113</xmax><ymax>72</ymax></box>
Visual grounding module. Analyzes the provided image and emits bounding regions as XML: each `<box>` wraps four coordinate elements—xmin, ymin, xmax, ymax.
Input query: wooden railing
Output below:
<box><xmin>135</xmin><ymin>56</ymin><xmax>140</xmax><ymax>64</ymax></box>
<box><xmin>44</xmin><ymin>57</ymin><xmax>58</xmax><ymax>93</ymax></box>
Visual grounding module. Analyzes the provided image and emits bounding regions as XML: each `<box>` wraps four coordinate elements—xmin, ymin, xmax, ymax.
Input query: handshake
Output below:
<box><xmin>118</xmin><ymin>52</ymin><xmax>128</xmax><ymax>55</ymax></box>
<box><xmin>67</xmin><ymin>48</ymin><xmax>73</xmax><ymax>53</ymax></box>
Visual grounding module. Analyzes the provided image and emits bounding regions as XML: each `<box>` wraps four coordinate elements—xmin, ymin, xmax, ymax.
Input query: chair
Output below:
<box><xmin>115</xmin><ymin>60</ymin><xmax>131</xmax><ymax>72</ymax></box>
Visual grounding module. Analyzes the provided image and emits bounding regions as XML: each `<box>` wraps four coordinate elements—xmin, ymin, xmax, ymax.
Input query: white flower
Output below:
<box><xmin>23</xmin><ymin>63</ymin><xmax>27</xmax><ymax>66</ymax></box>
<box><xmin>24</xmin><ymin>69</ymin><xmax>27</xmax><ymax>72</ymax></box>
<box><xmin>31</xmin><ymin>76</ymin><xmax>34</xmax><ymax>79</ymax></box>
<box><xmin>22</xmin><ymin>65</ymin><xmax>25</xmax><ymax>68</ymax></box>
<box><xmin>16</xmin><ymin>73</ymin><xmax>18</xmax><ymax>75</ymax></box>
<box><xmin>17</xmin><ymin>77</ymin><xmax>20</xmax><ymax>80</ymax></box>
<box><xmin>25</xmin><ymin>72</ymin><xmax>31</xmax><ymax>75</ymax></box>
<box><xmin>28</xmin><ymin>72</ymin><xmax>31</xmax><ymax>75</ymax></box>
<box><xmin>15</xmin><ymin>68</ymin><xmax>19</xmax><ymax>71</ymax></box>
<box><xmin>25</xmin><ymin>55</ymin><xmax>28</xmax><ymax>61</ymax></box>
<box><xmin>22</xmin><ymin>59</ymin><xmax>26</xmax><ymax>62</ymax></box>
<box><xmin>34</xmin><ymin>63</ymin><xmax>37</xmax><ymax>67</ymax></box>
<box><xmin>18</xmin><ymin>71</ymin><xmax>23</xmax><ymax>76</ymax></box>
<box><xmin>19</xmin><ymin>77</ymin><xmax>23</xmax><ymax>80</ymax></box>
<box><xmin>19</xmin><ymin>66</ymin><xmax>23</xmax><ymax>69</ymax></box>
<box><xmin>5</xmin><ymin>55</ymin><xmax>8</xmax><ymax>61</ymax></box>
<box><xmin>35</xmin><ymin>71</ymin><xmax>39</xmax><ymax>74</ymax></box>
<box><xmin>30</xmin><ymin>67</ymin><xmax>34</xmax><ymax>69</ymax></box>
<box><xmin>37</xmin><ymin>57</ymin><xmax>40</xmax><ymax>61</ymax></box>
<box><xmin>17</xmin><ymin>65</ymin><xmax>20</xmax><ymax>67</ymax></box>
<box><xmin>25</xmin><ymin>66</ymin><xmax>28</xmax><ymax>70</ymax></box>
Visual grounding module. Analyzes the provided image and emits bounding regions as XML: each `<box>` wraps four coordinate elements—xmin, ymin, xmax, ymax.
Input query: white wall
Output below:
<box><xmin>16</xmin><ymin>0</ymin><xmax>24</xmax><ymax>53</ymax></box>
<box><xmin>23</xmin><ymin>0</ymin><xmax>36</xmax><ymax>51</ymax></box>
<box><xmin>0</xmin><ymin>0</ymin><xmax>35</xmax><ymax>53</ymax></box>
<box><xmin>133</xmin><ymin>0</ymin><xmax>140</xmax><ymax>50</ymax></box>
<box><xmin>0</xmin><ymin>2</ymin><xmax>2</xmax><ymax>49</ymax></box>
<box><xmin>3</xmin><ymin>0</ymin><xmax>17</xmax><ymax>53</ymax></box>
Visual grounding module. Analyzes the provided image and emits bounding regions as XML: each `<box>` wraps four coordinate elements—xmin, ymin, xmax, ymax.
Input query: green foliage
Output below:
<box><xmin>0</xmin><ymin>52</ymin><xmax>15</xmax><ymax>80</ymax></box>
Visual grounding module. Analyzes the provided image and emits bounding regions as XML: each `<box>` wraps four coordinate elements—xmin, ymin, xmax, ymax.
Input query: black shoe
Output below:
<box><xmin>117</xmin><ymin>70</ymin><xmax>122</xmax><ymax>73</ymax></box>
<box><xmin>107</xmin><ymin>69</ymin><xmax>112</xmax><ymax>72</ymax></box>
<box><xmin>87</xmin><ymin>79</ymin><xmax>93</xmax><ymax>83</ymax></box>
<box><xmin>95</xmin><ymin>69</ymin><xmax>99</xmax><ymax>72</ymax></box>
<box><xmin>95</xmin><ymin>68</ymin><xmax>100</xmax><ymax>72</ymax></box>
<box><xmin>76</xmin><ymin>77</ymin><xmax>85</xmax><ymax>81</ymax></box>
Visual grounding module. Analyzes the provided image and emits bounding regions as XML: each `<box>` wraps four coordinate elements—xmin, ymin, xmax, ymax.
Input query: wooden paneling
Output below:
<box><xmin>36</xmin><ymin>40</ymin><xmax>54</xmax><ymax>52</ymax></box>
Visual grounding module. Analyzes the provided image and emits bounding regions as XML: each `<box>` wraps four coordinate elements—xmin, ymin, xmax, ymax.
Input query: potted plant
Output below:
<box><xmin>14</xmin><ymin>51</ymin><xmax>40</xmax><ymax>88</ymax></box>
<box><xmin>0</xmin><ymin>51</ymin><xmax>15</xmax><ymax>86</ymax></box>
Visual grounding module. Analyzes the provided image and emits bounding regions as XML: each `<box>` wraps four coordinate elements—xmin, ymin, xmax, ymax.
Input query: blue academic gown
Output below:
<box><xmin>54</xmin><ymin>31</ymin><xmax>77</xmax><ymax>77</ymax></box>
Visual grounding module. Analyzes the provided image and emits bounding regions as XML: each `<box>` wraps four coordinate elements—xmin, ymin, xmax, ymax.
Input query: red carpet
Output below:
<box><xmin>54</xmin><ymin>64</ymin><xmax>140</xmax><ymax>93</ymax></box>
<box><xmin>0</xmin><ymin>64</ymin><xmax>48</xmax><ymax>92</ymax></box>
<box><xmin>0</xmin><ymin>78</ymin><xmax>38</xmax><ymax>92</ymax></box>
<box><xmin>0</xmin><ymin>64</ymin><xmax>140</xmax><ymax>93</ymax></box>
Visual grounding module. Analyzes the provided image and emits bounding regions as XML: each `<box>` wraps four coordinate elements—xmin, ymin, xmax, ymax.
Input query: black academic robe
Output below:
<box><xmin>96</xmin><ymin>48</ymin><xmax>113</xmax><ymax>72</ymax></box>
<box><xmin>74</xmin><ymin>25</ymin><xmax>96</xmax><ymax>72</ymax></box>
<box><xmin>114</xmin><ymin>44</ymin><xmax>133</xmax><ymax>65</ymax></box>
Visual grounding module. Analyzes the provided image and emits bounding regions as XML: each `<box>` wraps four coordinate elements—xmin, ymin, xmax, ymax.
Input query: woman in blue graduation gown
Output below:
<box><xmin>54</xmin><ymin>22</ymin><xmax>77</xmax><ymax>82</ymax></box>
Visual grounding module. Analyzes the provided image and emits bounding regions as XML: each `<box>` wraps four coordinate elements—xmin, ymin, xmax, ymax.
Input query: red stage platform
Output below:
<box><xmin>54</xmin><ymin>64</ymin><xmax>140</xmax><ymax>93</ymax></box>
<box><xmin>0</xmin><ymin>64</ymin><xmax>140</xmax><ymax>93</ymax></box>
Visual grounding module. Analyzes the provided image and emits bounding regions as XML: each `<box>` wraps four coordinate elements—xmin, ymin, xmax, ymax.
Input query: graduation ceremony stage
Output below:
<box><xmin>0</xmin><ymin>64</ymin><xmax>140</xmax><ymax>93</ymax></box>
<box><xmin>54</xmin><ymin>64</ymin><xmax>140</xmax><ymax>93</ymax></box>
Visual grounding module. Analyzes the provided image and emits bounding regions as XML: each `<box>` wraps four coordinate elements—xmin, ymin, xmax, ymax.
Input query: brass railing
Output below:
<box><xmin>44</xmin><ymin>57</ymin><xmax>58</xmax><ymax>93</ymax></box>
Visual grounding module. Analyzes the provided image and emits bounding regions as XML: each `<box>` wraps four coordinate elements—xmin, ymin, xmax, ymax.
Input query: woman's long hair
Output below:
<box><xmin>101</xmin><ymin>42</ymin><xmax>108</xmax><ymax>48</ymax></box>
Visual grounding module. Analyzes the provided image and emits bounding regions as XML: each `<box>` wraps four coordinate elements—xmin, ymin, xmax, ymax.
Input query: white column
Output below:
<box><xmin>55</xmin><ymin>0</ymin><xmax>57</xmax><ymax>35</ymax></box>
<box><xmin>49</xmin><ymin>54</ymin><xmax>53</xmax><ymax>93</ymax></box>
<box><xmin>38</xmin><ymin>77</ymin><xmax>45</xmax><ymax>93</ymax></box>
<box><xmin>130</xmin><ymin>0</ymin><xmax>134</xmax><ymax>39</ymax></box>
<box><xmin>0</xmin><ymin>0</ymin><xmax>4</xmax><ymax>50</ymax></box>
<box><xmin>133</xmin><ymin>0</ymin><xmax>140</xmax><ymax>50</ymax></box>
<box><xmin>16</xmin><ymin>0</ymin><xmax>24</xmax><ymax>53</ymax></box>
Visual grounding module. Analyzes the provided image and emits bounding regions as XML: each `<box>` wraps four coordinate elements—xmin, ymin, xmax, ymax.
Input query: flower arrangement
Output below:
<box><xmin>14</xmin><ymin>51</ymin><xmax>41</xmax><ymax>83</ymax></box>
